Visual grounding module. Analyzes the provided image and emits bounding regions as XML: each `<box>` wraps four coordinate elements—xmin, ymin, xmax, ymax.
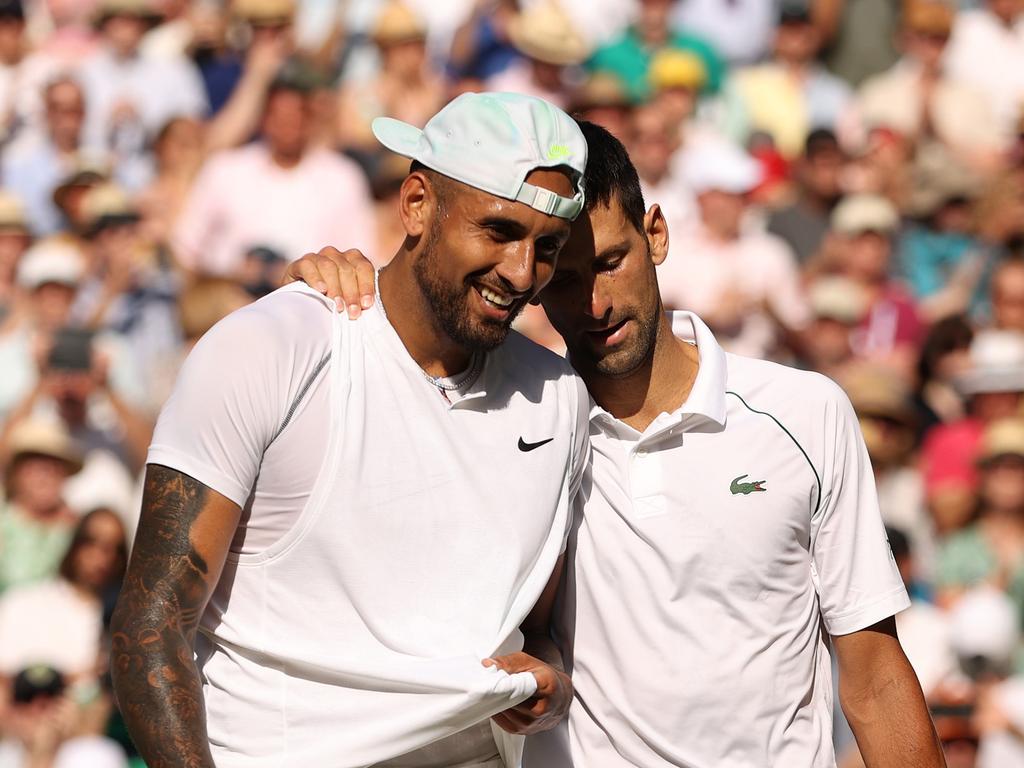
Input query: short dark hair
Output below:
<box><xmin>575</xmin><ymin>120</ymin><xmax>647</xmax><ymax>233</ymax></box>
<box><xmin>804</xmin><ymin>128</ymin><xmax>840</xmax><ymax>159</ymax></box>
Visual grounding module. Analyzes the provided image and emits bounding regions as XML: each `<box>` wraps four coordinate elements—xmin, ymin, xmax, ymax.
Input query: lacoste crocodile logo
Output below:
<box><xmin>730</xmin><ymin>474</ymin><xmax>767</xmax><ymax>495</ymax></box>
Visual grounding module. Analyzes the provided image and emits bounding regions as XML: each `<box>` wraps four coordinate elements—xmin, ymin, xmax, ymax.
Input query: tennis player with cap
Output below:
<box><xmin>110</xmin><ymin>93</ymin><xmax>591</xmax><ymax>768</ymax></box>
<box><xmin>292</xmin><ymin>122</ymin><xmax>947</xmax><ymax>767</ymax></box>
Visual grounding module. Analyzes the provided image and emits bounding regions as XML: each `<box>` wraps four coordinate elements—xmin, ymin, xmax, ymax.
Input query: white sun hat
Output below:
<box><xmin>372</xmin><ymin>92</ymin><xmax>588</xmax><ymax>220</ymax></box>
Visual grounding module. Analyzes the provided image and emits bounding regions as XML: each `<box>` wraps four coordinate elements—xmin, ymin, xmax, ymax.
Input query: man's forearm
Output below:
<box><xmin>110</xmin><ymin>465</ymin><xmax>236</xmax><ymax>768</ymax></box>
<box><xmin>111</xmin><ymin>613</ymin><xmax>214</xmax><ymax>768</ymax></box>
<box><xmin>840</xmin><ymin>654</ymin><xmax>945</xmax><ymax>768</ymax></box>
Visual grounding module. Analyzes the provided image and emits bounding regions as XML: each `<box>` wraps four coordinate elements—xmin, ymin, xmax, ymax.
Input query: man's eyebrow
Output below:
<box><xmin>596</xmin><ymin>241</ymin><xmax>631</xmax><ymax>260</ymax></box>
<box><xmin>477</xmin><ymin>216</ymin><xmax>529</xmax><ymax>238</ymax></box>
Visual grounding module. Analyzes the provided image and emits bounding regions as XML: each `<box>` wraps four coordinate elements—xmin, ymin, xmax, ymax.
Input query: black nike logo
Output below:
<box><xmin>518</xmin><ymin>437</ymin><xmax>554</xmax><ymax>452</ymax></box>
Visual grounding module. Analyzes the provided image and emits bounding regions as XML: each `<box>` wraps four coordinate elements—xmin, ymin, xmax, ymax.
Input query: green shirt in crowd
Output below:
<box><xmin>588</xmin><ymin>28</ymin><xmax>725</xmax><ymax>100</ymax></box>
<box><xmin>0</xmin><ymin>503</ymin><xmax>74</xmax><ymax>594</ymax></box>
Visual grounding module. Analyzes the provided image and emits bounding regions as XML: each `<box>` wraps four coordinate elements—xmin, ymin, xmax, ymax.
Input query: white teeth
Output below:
<box><xmin>479</xmin><ymin>286</ymin><xmax>513</xmax><ymax>308</ymax></box>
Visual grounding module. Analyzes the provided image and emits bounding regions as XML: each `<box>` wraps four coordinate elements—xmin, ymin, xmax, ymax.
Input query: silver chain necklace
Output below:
<box><xmin>377</xmin><ymin>277</ymin><xmax>484</xmax><ymax>394</ymax></box>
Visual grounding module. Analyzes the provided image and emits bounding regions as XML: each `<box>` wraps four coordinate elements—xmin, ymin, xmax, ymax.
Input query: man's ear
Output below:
<box><xmin>644</xmin><ymin>204</ymin><xmax>670</xmax><ymax>266</ymax></box>
<box><xmin>399</xmin><ymin>172</ymin><xmax>431</xmax><ymax>238</ymax></box>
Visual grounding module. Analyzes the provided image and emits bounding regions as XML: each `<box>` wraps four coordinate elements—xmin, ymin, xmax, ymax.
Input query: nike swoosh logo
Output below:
<box><xmin>518</xmin><ymin>437</ymin><xmax>554</xmax><ymax>452</ymax></box>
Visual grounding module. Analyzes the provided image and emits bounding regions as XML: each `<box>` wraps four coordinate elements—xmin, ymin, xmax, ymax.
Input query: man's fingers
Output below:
<box><xmin>281</xmin><ymin>253</ymin><xmax>325</xmax><ymax>292</ymax></box>
<box><xmin>315</xmin><ymin>251</ymin><xmax>362</xmax><ymax>318</ymax></box>
<box><xmin>339</xmin><ymin>248</ymin><xmax>377</xmax><ymax>309</ymax></box>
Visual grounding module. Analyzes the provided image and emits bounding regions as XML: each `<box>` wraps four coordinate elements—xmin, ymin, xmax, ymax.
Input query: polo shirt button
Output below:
<box><xmin>636</xmin><ymin>449</ymin><xmax>647</xmax><ymax>457</ymax></box>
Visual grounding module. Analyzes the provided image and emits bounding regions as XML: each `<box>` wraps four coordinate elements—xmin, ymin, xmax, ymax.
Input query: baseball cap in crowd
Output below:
<box><xmin>649</xmin><ymin>49</ymin><xmax>707</xmax><ymax>93</ymax></box>
<box><xmin>80</xmin><ymin>183</ymin><xmax>140</xmax><ymax>236</ymax></box>
<box><xmin>947</xmin><ymin>586</ymin><xmax>1019</xmax><ymax>678</ymax></box>
<box><xmin>831</xmin><ymin>194</ymin><xmax>899</xmax><ymax>236</ymax></box>
<box><xmin>16</xmin><ymin>238</ymin><xmax>84</xmax><ymax>290</ymax></box>
<box><xmin>977</xmin><ymin>417</ymin><xmax>1024</xmax><ymax>464</ymax></box>
<box><xmin>52</xmin><ymin>162</ymin><xmax>108</xmax><ymax>211</ymax></box>
<box><xmin>371</xmin><ymin>0</ymin><xmax>425</xmax><ymax>46</ymax></box>
<box><xmin>808</xmin><ymin>276</ymin><xmax>870</xmax><ymax>324</ymax></box>
<box><xmin>508</xmin><ymin>1</ymin><xmax>591</xmax><ymax>67</ymax></box>
<box><xmin>954</xmin><ymin>329</ymin><xmax>1024</xmax><ymax>395</ymax></box>
<box><xmin>568</xmin><ymin>72</ymin><xmax>632</xmax><ymax>113</ymax></box>
<box><xmin>373</xmin><ymin>92</ymin><xmax>587</xmax><ymax>220</ymax></box>
<box><xmin>682</xmin><ymin>141</ymin><xmax>762</xmax><ymax>195</ymax></box>
<box><xmin>842</xmin><ymin>364</ymin><xmax>916</xmax><ymax>425</ymax></box>
<box><xmin>907</xmin><ymin>145</ymin><xmax>980</xmax><ymax>219</ymax></box>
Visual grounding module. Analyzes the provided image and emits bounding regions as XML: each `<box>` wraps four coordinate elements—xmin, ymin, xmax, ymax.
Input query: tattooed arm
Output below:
<box><xmin>110</xmin><ymin>464</ymin><xmax>242</xmax><ymax>768</ymax></box>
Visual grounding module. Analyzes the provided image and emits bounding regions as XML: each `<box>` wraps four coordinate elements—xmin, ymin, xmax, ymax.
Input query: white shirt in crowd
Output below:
<box><xmin>944</xmin><ymin>8</ymin><xmax>1024</xmax><ymax>140</ymax></box>
<box><xmin>655</xmin><ymin>227</ymin><xmax>811</xmax><ymax>359</ymax></box>
<box><xmin>147</xmin><ymin>283</ymin><xmax>589</xmax><ymax>767</ymax></box>
<box><xmin>173</xmin><ymin>143</ymin><xmax>378</xmax><ymax>276</ymax></box>
<box><xmin>524</xmin><ymin>311</ymin><xmax>909</xmax><ymax>768</ymax></box>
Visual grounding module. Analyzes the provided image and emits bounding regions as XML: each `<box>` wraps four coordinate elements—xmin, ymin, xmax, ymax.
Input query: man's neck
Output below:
<box><xmin>583</xmin><ymin>313</ymin><xmax>700</xmax><ymax>432</ymax></box>
<box><xmin>378</xmin><ymin>255</ymin><xmax>473</xmax><ymax>377</ymax></box>
<box><xmin>269</xmin><ymin>147</ymin><xmax>304</xmax><ymax>169</ymax></box>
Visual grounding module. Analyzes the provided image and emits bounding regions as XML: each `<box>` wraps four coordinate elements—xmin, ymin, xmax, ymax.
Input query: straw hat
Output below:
<box><xmin>232</xmin><ymin>0</ymin><xmax>295</xmax><ymax>25</ymax></box>
<box><xmin>807</xmin><ymin>276</ymin><xmax>870</xmax><ymax>324</ymax></box>
<box><xmin>508</xmin><ymin>1</ymin><xmax>591</xmax><ymax>67</ymax></box>
<box><xmin>904</xmin><ymin>0</ymin><xmax>955</xmax><ymax>36</ymax></box>
<box><xmin>977</xmin><ymin>417</ymin><xmax>1024</xmax><ymax>464</ymax></box>
<box><xmin>371</xmin><ymin>1</ymin><xmax>426</xmax><ymax>46</ymax></box>
<box><xmin>0</xmin><ymin>191</ymin><xmax>27</xmax><ymax>233</ymax></box>
<box><xmin>6</xmin><ymin>418</ymin><xmax>84</xmax><ymax>476</ymax></box>
<box><xmin>649</xmin><ymin>49</ymin><xmax>708</xmax><ymax>92</ymax></box>
<box><xmin>94</xmin><ymin>0</ymin><xmax>158</xmax><ymax>25</ymax></box>
<box><xmin>80</xmin><ymin>183</ymin><xmax>139</xmax><ymax>236</ymax></box>
<box><xmin>568</xmin><ymin>72</ymin><xmax>632</xmax><ymax>112</ymax></box>
<box><xmin>842</xmin><ymin>364</ymin><xmax>916</xmax><ymax>424</ymax></box>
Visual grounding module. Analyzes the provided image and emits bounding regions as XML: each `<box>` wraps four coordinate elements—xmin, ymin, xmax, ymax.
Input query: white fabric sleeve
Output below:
<box><xmin>810</xmin><ymin>381</ymin><xmax>910</xmax><ymax>637</ymax></box>
<box><xmin>147</xmin><ymin>286</ymin><xmax>333</xmax><ymax>508</ymax></box>
<box><xmin>563</xmin><ymin>375</ymin><xmax>592</xmax><ymax>553</ymax></box>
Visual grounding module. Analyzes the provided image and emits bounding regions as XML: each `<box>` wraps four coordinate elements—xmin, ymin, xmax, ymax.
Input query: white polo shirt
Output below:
<box><xmin>524</xmin><ymin>311</ymin><xmax>909</xmax><ymax>768</ymax></box>
<box><xmin>147</xmin><ymin>283</ymin><xmax>590</xmax><ymax>768</ymax></box>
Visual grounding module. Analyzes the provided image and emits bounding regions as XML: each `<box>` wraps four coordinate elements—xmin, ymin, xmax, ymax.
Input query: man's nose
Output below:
<box><xmin>495</xmin><ymin>243</ymin><xmax>536</xmax><ymax>295</ymax></box>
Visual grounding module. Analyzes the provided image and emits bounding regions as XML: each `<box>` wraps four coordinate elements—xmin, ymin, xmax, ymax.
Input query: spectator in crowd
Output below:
<box><xmin>670</xmin><ymin>0</ymin><xmax>776</xmax><ymax>66</ymax></box>
<box><xmin>917</xmin><ymin>314</ymin><xmax>975</xmax><ymax>427</ymax></box>
<box><xmin>0</xmin><ymin>663</ymin><xmax>129</xmax><ymax>768</ymax></box>
<box><xmin>658</xmin><ymin>140</ymin><xmax>811</xmax><ymax>358</ymax></box>
<box><xmin>447</xmin><ymin>0</ymin><xmax>519</xmax><ymax>82</ymax></box>
<box><xmin>78</xmin><ymin>0</ymin><xmax>208</xmax><ymax>188</ymax></box>
<box><xmin>992</xmin><ymin>258</ymin><xmax>1024</xmax><ymax>334</ymax></box>
<box><xmin>900</xmin><ymin>146</ymin><xmax>988</xmax><ymax>322</ymax></box>
<box><xmin>589</xmin><ymin>0</ymin><xmax>724</xmax><ymax>101</ymax></box>
<box><xmin>0</xmin><ymin>507</ymin><xmax>127</xmax><ymax>681</ymax></box>
<box><xmin>0</xmin><ymin>0</ymin><xmax>27</xmax><ymax>142</ymax></box>
<box><xmin>937</xmin><ymin>417</ymin><xmax>1024</xmax><ymax>617</ymax></box>
<box><xmin>50</xmin><ymin>162</ymin><xmax>107</xmax><ymax>234</ymax></box>
<box><xmin>0</xmin><ymin>417</ymin><xmax>82</xmax><ymax>594</ymax></box>
<box><xmin>338</xmin><ymin>1</ymin><xmax>444</xmax><ymax>154</ymax></box>
<box><xmin>135</xmin><ymin>115</ymin><xmax>203</xmax><ymax>245</ymax></box>
<box><xmin>827</xmin><ymin>193</ymin><xmax>925</xmax><ymax>376</ymax></box>
<box><xmin>486</xmin><ymin>1</ymin><xmax>590</xmax><ymax>109</ymax></box>
<box><xmin>945</xmin><ymin>0</ymin><xmax>1024</xmax><ymax>142</ymax></box>
<box><xmin>174</xmin><ymin>74</ymin><xmax>377</xmax><ymax>275</ymax></box>
<box><xmin>2</xmin><ymin>76</ymin><xmax>98</xmax><ymax>238</ymax></box>
<box><xmin>646</xmin><ymin>48</ymin><xmax>712</xmax><ymax>141</ymax></box>
<box><xmin>843</xmin><ymin>363</ymin><xmax>933</xmax><ymax>579</ymax></box>
<box><xmin>800</xmin><ymin>275</ymin><xmax>867</xmax><ymax>379</ymax></box>
<box><xmin>731</xmin><ymin>4</ymin><xmax>852</xmax><ymax>160</ymax></box>
<box><xmin>70</xmin><ymin>182</ymin><xmax>179</xmax><ymax>397</ymax></box>
<box><xmin>767</xmin><ymin>128</ymin><xmax>846</xmax><ymax>263</ymax></box>
<box><xmin>0</xmin><ymin>190</ymin><xmax>30</xmax><ymax>318</ymax></box>
<box><xmin>856</xmin><ymin>0</ymin><xmax>1004</xmax><ymax>171</ymax></box>
<box><xmin>628</xmin><ymin>103</ymin><xmax>696</xmax><ymax>239</ymax></box>
<box><xmin>565</xmin><ymin>71</ymin><xmax>633</xmax><ymax>141</ymax></box>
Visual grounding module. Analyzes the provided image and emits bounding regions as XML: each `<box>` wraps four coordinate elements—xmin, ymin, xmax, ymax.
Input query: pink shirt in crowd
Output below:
<box><xmin>173</xmin><ymin>143</ymin><xmax>378</xmax><ymax>275</ymax></box>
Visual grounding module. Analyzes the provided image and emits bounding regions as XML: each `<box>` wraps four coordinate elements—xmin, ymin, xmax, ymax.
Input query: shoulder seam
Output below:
<box><xmin>271</xmin><ymin>352</ymin><xmax>331</xmax><ymax>444</ymax></box>
<box><xmin>726</xmin><ymin>390</ymin><xmax>823</xmax><ymax>516</ymax></box>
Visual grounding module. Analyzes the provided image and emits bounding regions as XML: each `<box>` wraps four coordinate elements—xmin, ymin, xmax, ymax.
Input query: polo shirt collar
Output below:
<box><xmin>590</xmin><ymin>310</ymin><xmax>728</xmax><ymax>432</ymax></box>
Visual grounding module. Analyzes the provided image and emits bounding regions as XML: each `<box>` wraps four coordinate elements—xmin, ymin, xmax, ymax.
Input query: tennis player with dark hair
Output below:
<box><xmin>292</xmin><ymin>121</ymin><xmax>946</xmax><ymax>768</ymax></box>
<box><xmin>111</xmin><ymin>93</ymin><xmax>593</xmax><ymax>768</ymax></box>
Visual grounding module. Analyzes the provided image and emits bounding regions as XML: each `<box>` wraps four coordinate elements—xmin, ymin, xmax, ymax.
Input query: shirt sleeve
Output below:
<box><xmin>810</xmin><ymin>381</ymin><xmax>911</xmax><ymax>636</ymax></box>
<box><xmin>146</xmin><ymin>286</ymin><xmax>333</xmax><ymax>507</ymax></box>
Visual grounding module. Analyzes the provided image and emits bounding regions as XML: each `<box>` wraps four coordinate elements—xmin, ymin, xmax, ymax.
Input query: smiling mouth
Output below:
<box><xmin>476</xmin><ymin>283</ymin><xmax>514</xmax><ymax>309</ymax></box>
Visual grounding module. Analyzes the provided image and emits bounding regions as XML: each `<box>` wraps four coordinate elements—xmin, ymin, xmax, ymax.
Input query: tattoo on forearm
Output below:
<box><xmin>110</xmin><ymin>466</ymin><xmax>216</xmax><ymax>768</ymax></box>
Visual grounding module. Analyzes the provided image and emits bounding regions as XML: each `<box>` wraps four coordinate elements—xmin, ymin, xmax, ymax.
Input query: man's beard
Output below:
<box><xmin>593</xmin><ymin>300</ymin><xmax>660</xmax><ymax>377</ymax></box>
<box><xmin>413</xmin><ymin>222</ymin><xmax>522</xmax><ymax>353</ymax></box>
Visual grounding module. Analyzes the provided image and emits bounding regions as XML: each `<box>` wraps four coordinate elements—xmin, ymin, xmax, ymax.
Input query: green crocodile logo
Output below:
<box><xmin>730</xmin><ymin>474</ymin><xmax>767</xmax><ymax>495</ymax></box>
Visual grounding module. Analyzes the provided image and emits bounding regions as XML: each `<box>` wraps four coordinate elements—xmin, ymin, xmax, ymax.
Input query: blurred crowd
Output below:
<box><xmin>0</xmin><ymin>0</ymin><xmax>1024</xmax><ymax>765</ymax></box>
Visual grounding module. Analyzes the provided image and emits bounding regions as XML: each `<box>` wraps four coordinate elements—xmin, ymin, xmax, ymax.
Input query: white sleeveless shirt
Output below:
<box><xmin>148</xmin><ymin>284</ymin><xmax>589</xmax><ymax>767</ymax></box>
